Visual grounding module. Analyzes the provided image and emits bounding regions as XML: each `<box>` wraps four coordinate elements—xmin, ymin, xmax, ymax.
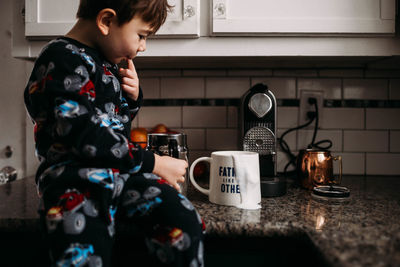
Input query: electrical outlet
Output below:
<box><xmin>298</xmin><ymin>90</ymin><xmax>324</xmax><ymax>127</ymax></box>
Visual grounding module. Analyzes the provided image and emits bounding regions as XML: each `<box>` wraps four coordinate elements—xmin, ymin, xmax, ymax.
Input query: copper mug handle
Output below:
<box><xmin>330</xmin><ymin>155</ymin><xmax>342</xmax><ymax>185</ymax></box>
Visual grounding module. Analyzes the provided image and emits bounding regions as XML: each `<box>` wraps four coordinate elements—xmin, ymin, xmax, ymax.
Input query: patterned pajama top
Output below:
<box><xmin>24</xmin><ymin>37</ymin><xmax>155</xmax><ymax>194</ymax></box>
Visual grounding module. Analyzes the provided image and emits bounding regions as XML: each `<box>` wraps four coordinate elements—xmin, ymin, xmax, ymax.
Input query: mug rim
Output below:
<box><xmin>211</xmin><ymin>151</ymin><xmax>258</xmax><ymax>156</ymax></box>
<box><xmin>301</xmin><ymin>149</ymin><xmax>332</xmax><ymax>155</ymax></box>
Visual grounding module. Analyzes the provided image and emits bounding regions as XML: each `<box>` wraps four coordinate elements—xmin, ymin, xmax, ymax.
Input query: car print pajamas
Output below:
<box><xmin>24</xmin><ymin>37</ymin><xmax>204</xmax><ymax>267</ymax></box>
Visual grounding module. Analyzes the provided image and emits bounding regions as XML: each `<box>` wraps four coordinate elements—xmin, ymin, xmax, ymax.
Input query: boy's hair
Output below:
<box><xmin>77</xmin><ymin>0</ymin><xmax>172</xmax><ymax>33</ymax></box>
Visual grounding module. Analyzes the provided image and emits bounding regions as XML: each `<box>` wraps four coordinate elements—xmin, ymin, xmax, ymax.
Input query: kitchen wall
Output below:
<box><xmin>1</xmin><ymin>0</ymin><xmax>399</xmax><ymax>178</ymax></box>
<box><xmin>134</xmin><ymin>68</ymin><xmax>400</xmax><ymax>175</ymax></box>
<box><xmin>0</xmin><ymin>0</ymin><xmax>30</xmax><ymax>179</ymax></box>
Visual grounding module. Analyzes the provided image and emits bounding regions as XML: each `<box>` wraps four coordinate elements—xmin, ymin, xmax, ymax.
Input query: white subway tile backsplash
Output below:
<box><xmin>366</xmin><ymin>109</ymin><xmax>400</xmax><ymax>130</ymax></box>
<box><xmin>319</xmin><ymin>69</ymin><xmax>364</xmax><ymax>78</ymax></box>
<box><xmin>277</xmin><ymin>107</ymin><xmax>299</xmax><ymax>128</ymax></box>
<box><xmin>131</xmin><ymin>117</ymin><xmax>139</xmax><ymax>128</ymax></box>
<box><xmin>337</xmin><ymin>153</ymin><xmax>365</xmax><ymax>175</ymax></box>
<box><xmin>366</xmin><ymin>153</ymin><xmax>400</xmax><ymax>175</ymax></box>
<box><xmin>277</xmin><ymin>129</ymin><xmax>296</xmax><ymax>152</ymax></box>
<box><xmin>277</xmin><ymin>151</ymin><xmax>295</xmax><ymax>173</ymax></box>
<box><xmin>390</xmin><ymin>131</ymin><xmax>400</xmax><ymax>152</ymax></box>
<box><xmin>161</xmin><ymin>78</ymin><xmax>204</xmax><ymax>99</ymax></box>
<box><xmin>343</xmin><ymin>79</ymin><xmax>388</xmax><ymax>99</ymax></box>
<box><xmin>227</xmin><ymin>106</ymin><xmax>238</xmax><ymax>128</ymax></box>
<box><xmin>228</xmin><ymin>69</ymin><xmax>272</xmax><ymax>77</ymax></box>
<box><xmin>321</xmin><ymin>108</ymin><xmax>364</xmax><ymax>129</ymax></box>
<box><xmin>251</xmin><ymin>78</ymin><xmax>296</xmax><ymax>99</ymax></box>
<box><xmin>297</xmin><ymin>130</ymin><xmax>342</xmax><ymax>152</ymax></box>
<box><xmin>183</xmin><ymin>69</ymin><xmax>226</xmax><ymax>77</ymax></box>
<box><xmin>298</xmin><ymin>79</ymin><xmax>341</xmax><ymax>99</ymax></box>
<box><xmin>206</xmin><ymin>129</ymin><xmax>239</xmax><ymax>150</ymax></box>
<box><xmin>181</xmin><ymin>129</ymin><xmax>206</xmax><ymax>150</ymax></box>
<box><xmin>138</xmin><ymin>106</ymin><xmax>181</xmax><ymax>128</ymax></box>
<box><xmin>183</xmin><ymin>106</ymin><xmax>226</xmax><ymax>128</ymax></box>
<box><xmin>188</xmin><ymin>151</ymin><xmax>211</xmax><ymax>165</ymax></box>
<box><xmin>205</xmin><ymin>77</ymin><xmax>250</xmax><ymax>98</ymax></box>
<box><xmin>139</xmin><ymin>69</ymin><xmax>181</xmax><ymax>77</ymax></box>
<box><xmin>365</xmin><ymin>70</ymin><xmax>400</xmax><ymax>78</ymax></box>
<box><xmin>389</xmin><ymin>79</ymin><xmax>400</xmax><ymax>100</ymax></box>
<box><xmin>274</xmin><ymin>69</ymin><xmax>317</xmax><ymax>77</ymax></box>
<box><xmin>140</xmin><ymin>78</ymin><xmax>160</xmax><ymax>99</ymax></box>
<box><xmin>132</xmin><ymin>69</ymin><xmax>400</xmax><ymax>175</ymax></box>
<box><xmin>343</xmin><ymin>130</ymin><xmax>388</xmax><ymax>152</ymax></box>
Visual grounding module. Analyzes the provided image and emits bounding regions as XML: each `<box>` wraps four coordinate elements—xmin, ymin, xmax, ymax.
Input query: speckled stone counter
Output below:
<box><xmin>189</xmin><ymin>176</ymin><xmax>400</xmax><ymax>267</ymax></box>
<box><xmin>1</xmin><ymin>176</ymin><xmax>399</xmax><ymax>266</ymax></box>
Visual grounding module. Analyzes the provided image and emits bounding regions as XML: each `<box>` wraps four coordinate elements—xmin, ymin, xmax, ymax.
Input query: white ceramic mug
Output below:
<box><xmin>189</xmin><ymin>151</ymin><xmax>261</xmax><ymax>210</ymax></box>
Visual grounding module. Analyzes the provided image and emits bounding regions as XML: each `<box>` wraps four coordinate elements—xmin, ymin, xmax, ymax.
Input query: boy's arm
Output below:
<box><xmin>25</xmin><ymin>46</ymin><xmax>154</xmax><ymax>173</ymax></box>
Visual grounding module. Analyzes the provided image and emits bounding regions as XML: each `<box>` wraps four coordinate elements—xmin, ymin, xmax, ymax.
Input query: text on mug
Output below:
<box><xmin>219</xmin><ymin>166</ymin><xmax>235</xmax><ymax>177</ymax></box>
<box><xmin>219</xmin><ymin>166</ymin><xmax>240</xmax><ymax>194</ymax></box>
<box><xmin>221</xmin><ymin>184</ymin><xmax>240</xmax><ymax>194</ymax></box>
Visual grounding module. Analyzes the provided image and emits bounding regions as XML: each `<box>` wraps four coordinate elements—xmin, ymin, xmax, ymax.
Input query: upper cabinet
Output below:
<box><xmin>24</xmin><ymin>0</ymin><xmax>200</xmax><ymax>38</ymax></box>
<box><xmin>156</xmin><ymin>0</ymin><xmax>200</xmax><ymax>37</ymax></box>
<box><xmin>25</xmin><ymin>0</ymin><xmax>78</xmax><ymax>38</ymax></box>
<box><xmin>14</xmin><ymin>0</ymin><xmax>400</xmax><ymax>59</ymax></box>
<box><xmin>212</xmin><ymin>0</ymin><xmax>396</xmax><ymax>36</ymax></box>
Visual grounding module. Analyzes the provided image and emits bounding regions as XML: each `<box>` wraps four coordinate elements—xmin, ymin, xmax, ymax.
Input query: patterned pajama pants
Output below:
<box><xmin>38</xmin><ymin>170</ymin><xmax>205</xmax><ymax>267</ymax></box>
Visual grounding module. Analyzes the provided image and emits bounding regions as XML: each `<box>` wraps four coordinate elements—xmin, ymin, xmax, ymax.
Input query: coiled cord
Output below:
<box><xmin>278</xmin><ymin>98</ymin><xmax>332</xmax><ymax>177</ymax></box>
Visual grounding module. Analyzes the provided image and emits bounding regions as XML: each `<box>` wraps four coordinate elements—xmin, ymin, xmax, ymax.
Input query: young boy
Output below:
<box><xmin>24</xmin><ymin>0</ymin><xmax>204</xmax><ymax>266</ymax></box>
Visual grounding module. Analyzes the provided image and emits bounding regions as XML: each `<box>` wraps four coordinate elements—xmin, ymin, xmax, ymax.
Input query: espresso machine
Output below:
<box><xmin>240</xmin><ymin>83</ymin><xmax>286</xmax><ymax>197</ymax></box>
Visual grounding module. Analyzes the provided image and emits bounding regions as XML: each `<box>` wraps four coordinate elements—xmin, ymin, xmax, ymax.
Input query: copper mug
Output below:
<box><xmin>297</xmin><ymin>149</ymin><xmax>342</xmax><ymax>190</ymax></box>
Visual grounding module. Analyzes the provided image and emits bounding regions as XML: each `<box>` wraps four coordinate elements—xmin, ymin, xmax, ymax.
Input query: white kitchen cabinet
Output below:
<box><xmin>156</xmin><ymin>0</ymin><xmax>200</xmax><ymax>37</ymax></box>
<box><xmin>24</xmin><ymin>0</ymin><xmax>79</xmax><ymax>38</ymax></box>
<box><xmin>212</xmin><ymin>0</ymin><xmax>396</xmax><ymax>36</ymax></box>
<box><xmin>24</xmin><ymin>0</ymin><xmax>200</xmax><ymax>38</ymax></box>
<box><xmin>14</xmin><ymin>0</ymin><xmax>400</xmax><ymax>59</ymax></box>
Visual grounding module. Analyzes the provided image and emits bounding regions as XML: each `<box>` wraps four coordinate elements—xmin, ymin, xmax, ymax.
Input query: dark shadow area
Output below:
<box><xmin>0</xmin><ymin>229</ymin><xmax>330</xmax><ymax>267</ymax></box>
<box><xmin>204</xmin><ymin>233</ymin><xmax>331</xmax><ymax>267</ymax></box>
<box><xmin>0</xmin><ymin>230</ymin><xmax>50</xmax><ymax>267</ymax></box>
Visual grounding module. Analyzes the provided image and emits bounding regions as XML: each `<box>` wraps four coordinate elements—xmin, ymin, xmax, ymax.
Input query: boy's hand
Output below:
<box><xmin>153</xmin><ymin>154</ymin><xmax>188</xmax><ymax>191</ymax></box>
<box><xmin>119</xmin><ymin>59</ymin><xmax>139</xmax><ymax>101</ymax></box>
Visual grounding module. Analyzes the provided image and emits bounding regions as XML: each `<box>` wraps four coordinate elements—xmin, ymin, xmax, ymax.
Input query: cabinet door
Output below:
<box><xmin>25</xmin><ymin>0</ymin><xmax>199</xmax><ymax>38</ymax></box>
<box><xmin>212</xmin><ymin>0</ymin><xmax>396</xmax><ymax>36</ymax></box>
<box><xmin>25</xmin><ymin>0</ymin><xmax>78</xmax><ymax>38</ymax></box>
<box><xmin>156</xmin><ymin>0</ymin><xmax>200</xmax><ymax>37</ymax></box>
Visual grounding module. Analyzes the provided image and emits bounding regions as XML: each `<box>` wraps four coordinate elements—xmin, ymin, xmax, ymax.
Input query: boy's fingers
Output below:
<box><xmin>173</xmin><ymin>183</ymin><xmax>181</xmax><ymax>191</ymax></box>
<box><xmin>127</xmin><ymin>59</ymin><xmax>137</xmax><ymax>76</ymax></box>
<box><xmin>121</xmin><ymin>76</ymin><xmax>138</xmax><ymax>87</ymax></box>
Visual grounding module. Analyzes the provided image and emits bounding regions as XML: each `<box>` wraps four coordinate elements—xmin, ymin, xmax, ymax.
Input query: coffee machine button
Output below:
<box><xmin>248</xmin><ymin>93</ymin><xmax>272</xmax><ymax>118</ymax></box>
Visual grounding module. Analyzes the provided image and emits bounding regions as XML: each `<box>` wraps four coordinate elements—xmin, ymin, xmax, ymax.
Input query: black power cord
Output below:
<box><xmin>278</xmin><ymin>97</ymin><xmax>332</xmax><ymax>178</ymax></box>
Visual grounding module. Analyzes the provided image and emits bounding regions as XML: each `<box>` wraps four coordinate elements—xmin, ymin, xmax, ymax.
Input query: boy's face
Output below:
<box><xmin>99</xmin><ymin>14</ymin><xmax>152</xmax><ymax>64</ymax></box>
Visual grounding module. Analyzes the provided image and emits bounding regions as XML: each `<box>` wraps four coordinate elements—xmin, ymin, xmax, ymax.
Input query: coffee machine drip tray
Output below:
<box><xmin>243</xmin><ymin>126</ymin><xmax>275</xmax><ymax>155</ymax></box>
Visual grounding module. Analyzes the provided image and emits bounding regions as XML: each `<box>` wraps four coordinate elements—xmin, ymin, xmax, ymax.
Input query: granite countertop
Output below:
<box><xmin>1</xmin><ymin>176</ymin><xmax>399</xmax><ymax>266</ymax></box>
<box><xmin>189</xmin><ymin>176</ymin><xmax>400</xmax><ymax>267</ymax></box>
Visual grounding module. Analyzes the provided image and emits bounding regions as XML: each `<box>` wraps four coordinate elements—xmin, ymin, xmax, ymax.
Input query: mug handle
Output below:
<box><xmin>189</xmin><ymin>157</ymin><xmax>211</xmax><ymax>195</ymax></box>
<box><xmin>332</xmin><ymin>155</ymin><xmax>342</xmax><ymax>185</ymax></box>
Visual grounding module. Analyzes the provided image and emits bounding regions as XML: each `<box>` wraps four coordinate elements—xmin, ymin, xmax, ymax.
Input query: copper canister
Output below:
<box><xmin>296</xmin><ymin>149</ymin><xmax>342</xmax><ymax>190</ymax></box>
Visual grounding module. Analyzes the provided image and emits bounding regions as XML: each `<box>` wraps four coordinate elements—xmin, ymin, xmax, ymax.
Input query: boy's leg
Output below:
<box><xmin>118</xmin><ymin>175</ymin><xmax>205</xmax><ymax>267</ymax></box>
<box><xmin>40</xmin><ymin>181</ymin><xmax>114</xmax><ymax>267</ymax></box>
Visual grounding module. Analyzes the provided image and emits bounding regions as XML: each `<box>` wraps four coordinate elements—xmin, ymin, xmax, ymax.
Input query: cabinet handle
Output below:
<box><xmin>213</xmin><ymin>2</ymin><xmax>226</xmax><ymax>19</ymax></box>
<box><xmin>184</xmin><ymin>5</ymin><xmax>196</xmax><ymax>18</ymax></box>
<box><xmin>5</xmin><ymin>146</ymin><xmax>13</xmax><ymax>158</ymax></box>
